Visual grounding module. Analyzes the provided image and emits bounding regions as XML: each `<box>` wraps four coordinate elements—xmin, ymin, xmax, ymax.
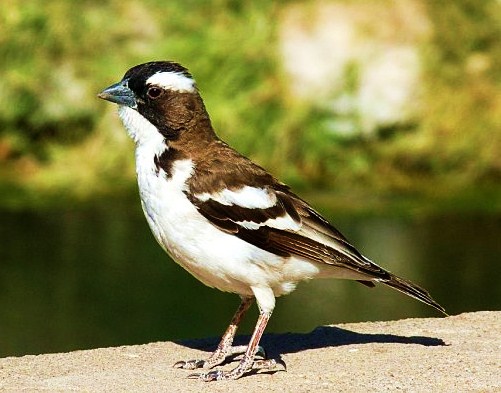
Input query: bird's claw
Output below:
<box><xmin>253</xmin><ymin>358</ymin><xmax>286</xmax><ymax>372</ymax></box>
<box><xmin>173</xmin><ymin>344</ymin><xmax>267</xmax><ymax>371</ymax></box>
<box><xmin>252</xmin><ymin>358</ymin><xmax>275</xmax><ymax>370</ymax></box>
<box><xmin>228</xmin><ymin>344</ymin><xmax>266</xmax><ymax>358</ymax></box>
<box><xmin>187</xmin><ymin>358</ymin><xmax>285</xmax><ymax>382</ymax></box>
<box><xmin>173</xmin><ymin>359</ymin><xmax>206</xmax><ymax>370</ymax></box>
<box><xmin>188</xmin><ymin>369</ymin><xmax>227</xmax><ymax>381</ymax></box>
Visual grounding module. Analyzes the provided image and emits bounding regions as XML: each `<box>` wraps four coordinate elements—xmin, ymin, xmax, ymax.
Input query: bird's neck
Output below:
<box><xmin>164</xmin><ymin>94</ymin><xmax>218</xmax><ymax>153</ymax></box>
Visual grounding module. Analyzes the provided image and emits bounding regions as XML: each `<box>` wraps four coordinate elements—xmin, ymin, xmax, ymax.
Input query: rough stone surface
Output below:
<box><xmin>0</xmin><ymin>312</ymin><xmax>499</xmax><ymax>392</ymax></box>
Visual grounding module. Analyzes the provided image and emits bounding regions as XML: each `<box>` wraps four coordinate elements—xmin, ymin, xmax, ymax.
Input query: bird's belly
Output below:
<box><xmin>136</xmin><ymin>160</ymin><xmax>304</xmax><ymax>296</ymax></box>
<box><xmin>141</xmin><ymin>195</ymin><xmax>246</xmax><ymax>293</ymax></box>
<box><xmin>141</xmin><ymin>192</ymin><xmax>297</xmax><ymax>295</ymax></box>
<box><xmin>135</xmin><ymin>158</ymin><xmax>337</xmax><ymax>299</ymax></box>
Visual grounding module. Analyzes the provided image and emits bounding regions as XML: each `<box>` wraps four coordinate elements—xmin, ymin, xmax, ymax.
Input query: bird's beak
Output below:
<box><xmin>98</xmin><ymin>80</ymin><xmax>137</xmax><ymax>108</ymax></box>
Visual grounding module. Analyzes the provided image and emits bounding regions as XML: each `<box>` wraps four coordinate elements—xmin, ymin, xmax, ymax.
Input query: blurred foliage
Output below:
<box><xmin>373</xmin><ymin>0</ymin><xmax>501</xmax><ymax>194</ymax></box>
<box><xmin>0</xmin><ymin>0</ymin><xmax>499</xmax><ymax>210</ymax></box>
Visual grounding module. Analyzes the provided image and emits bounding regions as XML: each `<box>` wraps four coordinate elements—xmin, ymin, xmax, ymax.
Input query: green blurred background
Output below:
<box><xmin>1</xmin><ymin>0</ymin><xmax>499</xmax><ymax>209</ymax></box>
<box><xmin>0</xmin><ymin>0</ymin><xmax>500</xmax><ymax>357</ymax></box>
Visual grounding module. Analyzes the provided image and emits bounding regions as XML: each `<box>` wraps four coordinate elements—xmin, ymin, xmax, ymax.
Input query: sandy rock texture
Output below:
<box><xmin>0</xmin><ymin>311</ymin><xmax>499</xmax><ymax>392</ymax></box>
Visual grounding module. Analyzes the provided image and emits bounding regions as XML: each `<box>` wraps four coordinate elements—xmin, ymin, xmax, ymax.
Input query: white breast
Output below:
<box><xmin>135</xmin><ymin>151</ymin><xmax>290</xmax><ymax>297</ymax></box>
<box><xmin>117</xmin><ymin>106</ymin><xmax>327</xmax><ymax>312</ymax></box>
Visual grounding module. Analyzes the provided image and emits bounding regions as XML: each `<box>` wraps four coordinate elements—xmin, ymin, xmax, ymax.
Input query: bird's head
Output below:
<box><xmin>98</xmin><ymin>61</ymin><xmax>213</xmax><ymax>144</ymax></box>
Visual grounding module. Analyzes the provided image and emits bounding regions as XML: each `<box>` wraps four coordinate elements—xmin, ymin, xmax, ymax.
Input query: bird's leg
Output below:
<box><xmin>173</xmin><ymin>296</ymin><xmax>254</xmax><ymax>370</ymax></box>
<box><xmin>189</xmin><ymin>310</ymin><xmax>274</xmax><ymax>381</ymax></box>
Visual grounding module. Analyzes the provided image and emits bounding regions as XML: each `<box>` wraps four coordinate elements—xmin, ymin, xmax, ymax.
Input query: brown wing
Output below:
<box><xmin>187</xmin><ymin>182</ymin><xmax>391</xmax><ymax>280</ymax></box>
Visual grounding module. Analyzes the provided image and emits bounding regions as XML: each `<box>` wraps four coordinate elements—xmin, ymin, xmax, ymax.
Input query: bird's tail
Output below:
<box><xmin>378</xmin><ymin>273</ymin><xmax>447</xmax><ymax>316</ymax></box>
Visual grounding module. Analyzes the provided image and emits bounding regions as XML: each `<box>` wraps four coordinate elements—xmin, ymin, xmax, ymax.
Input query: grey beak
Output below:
<box><xmin>98</xmin><ymin>80</ymin><xmax>137</xmax><ymax>108</ymax></box>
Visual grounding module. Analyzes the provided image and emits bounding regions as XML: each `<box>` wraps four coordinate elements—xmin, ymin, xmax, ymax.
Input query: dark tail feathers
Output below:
<box><xmin>377</xmin><ymin>274</ymin><xmax>447</xmax><ymax>315</ymax></box>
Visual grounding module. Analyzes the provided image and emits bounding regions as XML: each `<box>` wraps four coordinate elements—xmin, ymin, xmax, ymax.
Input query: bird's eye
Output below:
<box><xmin>147</xmin><ymin>87</ymin><xmax>163</xmax><ymax>99</ymax></box>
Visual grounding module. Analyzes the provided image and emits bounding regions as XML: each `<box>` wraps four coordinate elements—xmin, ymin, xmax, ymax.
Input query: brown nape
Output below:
<box><xmin>161</xmin><ymin>91</ymin><xmax>280</xmax><ymax>195</ymax></box>
<box><xmin>161</xmin><ymin>92</ymin><xmax>217</xmax><ymax>146</ymax></box>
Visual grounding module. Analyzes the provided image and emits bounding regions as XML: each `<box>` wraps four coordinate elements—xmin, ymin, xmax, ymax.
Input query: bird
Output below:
<box><xmin>98</xmin><ymin>61</ymin><xmax>446</xmax><ymax>381</ymax></box>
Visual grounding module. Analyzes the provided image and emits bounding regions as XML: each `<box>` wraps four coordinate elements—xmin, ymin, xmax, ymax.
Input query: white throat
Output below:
<box><xmin>118</xmin><ymin>106</ymin><xmax>164</xmax><ymax>146</ymax></box>
<box><xmin>117</xmin><ymin>106</ymin><xmax>166</xmax><ymax>172</ymax></box>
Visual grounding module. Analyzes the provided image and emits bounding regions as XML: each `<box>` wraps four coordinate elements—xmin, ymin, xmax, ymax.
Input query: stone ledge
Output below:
<box><xmin>0</xmin><ymin>311</ymin><xmax>499</xmax><ymax>392</ymax></box>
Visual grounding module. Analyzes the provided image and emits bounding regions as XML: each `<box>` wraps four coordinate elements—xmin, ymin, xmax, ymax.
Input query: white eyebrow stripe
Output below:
<box><xmin>146</xmin><ymin>71</ymin><xmax>196</xmax><ymax>92</ymax></box>
<box><xmin>195</xmin><ymin>186</ymin><xmax>277</xmax><ymax>209</ymax></box>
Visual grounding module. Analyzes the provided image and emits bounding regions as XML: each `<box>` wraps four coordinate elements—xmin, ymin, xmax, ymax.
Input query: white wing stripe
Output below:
<box><xmin>195</xmin><ymin>186</ymin><xmax>277</xmax><ymax>209</ymax></box>
<box><xmin>237</xmin><ymin>214</ymin><xmax>301</xmax><ymax>231</ymax></box>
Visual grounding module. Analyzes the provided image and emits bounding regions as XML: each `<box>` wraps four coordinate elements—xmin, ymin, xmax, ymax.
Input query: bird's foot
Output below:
<box><xmin>188</xmin><ymin>357</ymin><xmax>284</xmax><ymax>381</ymax></box>
<box><xmin>173</xmin><ymin>345</ymin><xmax>266</xmax><ymax>370</ymax></box>
<box><xmin>173</xmin><ymin>359</ymin><xmax>205</xmax><ymax>370</ymax></box>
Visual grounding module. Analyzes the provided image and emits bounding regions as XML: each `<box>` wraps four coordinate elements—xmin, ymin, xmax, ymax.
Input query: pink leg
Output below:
<box><xmin>173</xmin><ymin>296</ymin><xmax>254</xmax><ymax>370</ymax></box>
<box><xmin>189</xmin><ymin>310</ymin><xmax>277</xmax><ymax>381</ymax></box>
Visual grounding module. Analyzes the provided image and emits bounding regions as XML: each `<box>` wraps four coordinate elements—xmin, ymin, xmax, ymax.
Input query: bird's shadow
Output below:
<box><xmin>178</xmin><ymin>325</ymin><xmax>447</xmax><ymax>364</ymax></box>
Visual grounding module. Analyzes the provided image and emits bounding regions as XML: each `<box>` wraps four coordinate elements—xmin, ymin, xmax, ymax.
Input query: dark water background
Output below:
<box><xmin>1</xmin><ymin>201</ymin><xmax>500</xmax><ymax>357</ymax></box>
